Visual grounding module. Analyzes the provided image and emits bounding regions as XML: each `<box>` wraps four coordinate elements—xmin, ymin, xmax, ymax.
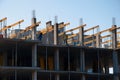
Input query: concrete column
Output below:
<box><xmin>54</xmin><ymin>16</ymin><xmax>58</xmax><ymax>45</ymax></box>
<box><xmin>54</xmin><ymin>48</ymin><xmax>59</xmax><ymax>70</ymax></box>
<box><xmin>81</xmin><ymin>75</ymin><xmax>85</xmax><ymax>80</ymax></box>
<box><xmin>31</xmin><ymin>18</ymin><xmax>37</xmax><ymax>40</ymax></box>
<box><xmin>55</xmin><ymin>74</ymin><xmax>59</xmax><ymax>80</ymax></box>
<box><xmin>54</xmin><ymin>48</ymin><xmax>60</xmax><ymax>80</ymax></box>
<box><xmin>12</xmin><ymin>48</ymin><xmax>14</xmax><ymax>66</ymax></box>
<box><xmin>111</xmin><ymin>25</ymin><xmax>117</xmax><ymax>49</ymax></box>
<box><xmin>45</xmin><ymin>47</ymin><xmax>48</xmax><ymax>70</ymax></box>
<box><xmin>58</xmin><ymin>22</ymin><xmax>64</xmax><ymax>45</ymax></box>
<box><xmin>32</xmin><ymin>44</ymin><xmax>37</xmax><ymax>80</ymax></box>
<box><xmin>80</xmin><ymin>49</ymin><xmax>85</xmax><ymax>72</ymax></box>
<box><xmin>80</xmin><ymin>49</ymin><xmax>85</xmax><ymax>80</ymax></box>
<box><xmin>31</xmin><ymin>10</ymin><xmax>37</xmax><ymax>40</ymax></box>
<box><xmin>46</xmin><ymin>21</ymin><xmax>52</xmax><ymax>44</ymax></box>
<box><xmin>3</xmin><ymin>20</ymin><xmax>7</xmax><ymax>38</ymax></box>
<box><xmin>32</xmin><ymin>44</ymin><xmax>37</xmax><ymax>67</ymax></box>
<box><xmin>76</xmin><ymin>55</ymin><xmax>80</xmax><ymax>71</ymax></box>
<box><xmin>113</xmin><ymin>51</ymin><xmax>119</xmax><ymax>80</ymax></box>
<box><xmin>32</xmin><ymin>71</ymin><xmax>37</xmax><ymax>80</ymax></box>
<box><xmin>54</xmin><ymin>16</ymin><xmax>59</xmax><ymax>80</ymax></box>
<box><xmin>79</xmin><ymin>18</ymin><xmax>84</xmax><ymax>46</ymax></box>
<box><xmin>3</xmin><ymin>52</ymin><xmax>7</xmax><ymax>66</ymax></box>
<box><xmin>96</xmin><ymin>32</ymin><xmax>101</xmax><ymax>48</ymax></box>
<box><xmin>79</xmin><ymin>27</ymin><xmax>84</xmax><ymax>46</ymax></box>
<box><xmin>68</xmin><ymin>47</ymin><xmax>70</xmax><ymax>71</ymax></box>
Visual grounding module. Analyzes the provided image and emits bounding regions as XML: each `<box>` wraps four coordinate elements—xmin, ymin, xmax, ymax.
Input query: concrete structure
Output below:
<box><xmin>0</xmin><ymin>38</ymin><xmax>120</xmax><ymax>80</ymax></box>
<box><xmin>0</xmin><ymin>17</ymin><xmax>120</xmax><ymax>80</ymax></box>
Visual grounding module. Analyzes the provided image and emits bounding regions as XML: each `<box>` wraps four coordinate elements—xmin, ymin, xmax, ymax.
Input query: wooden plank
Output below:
<box><xmin>20</xmin><ymin>21</ymin><xmax>41</xmax><ymax>34</ymax></box>
<box><xmin>67</xmin><ymin>33</ymin><xmax>79</xmax><ymax>39</ymax></box>
<box><xmin>84</xmin><ymin>39</ymin><xmax>96</xmax><ymax>45</ymax></box>
<box><xmin>67</xmin><ymin>39</ymin><xmax>78</xmax><ymax>43</ymax></box>
<box><xmin>48</xmin><ymin>22</ymin><xmax>70</xmax><ymax>33</ymax></box>
<box><xmin>84</xmin><ymin>27</ymin><xmax>118</xmax><ymax>39</ymax></box>
<box><xmin>117</xmin><ymin>44</ymin><xmax>120</xmax><ymax>48</ymax></box>
<box><xmin>20</xmin><ymin>35</ymin><xmax>31</xmax><ymax>40</ymax></box>
<box><xmin>59</xmin><ymin>24</ymin><xmax>86</xmax><ymax>36</ymax></box>
<box><xmin>38</xmin><ymin>22</ymin><xmax>70</xmax><ymax>35</ymax></box>
<box><xmin>117</xmin><ymin>37</ymin><xmax>120</xmax><ymax>40</ymax></box>
<box><xmin>101</xmin><ymin>34</ymin><xmax>111</xmax><ymax>39</ymax></box>
<box><xmin>101</xmin><ymin>40</ymin><xmax>112</xmax><ymax>44</ymax></box>
<box><xmin>10</xmin><ymin>34</ymin><xmax>16</xmax><ymax>38</ymax></box>
<box><xmin>11</xmin><ymin>21</ymin><xmax>40</xmax><ymax>38</ymax></box>
<box><xmin>117</xmin><ymin>32</ymin><xmax>120</xmax><ymax>34</ymax></box>
<box><xmin>99</xmin><ymin>27</ymin><xmax>117</xmax><ymax>34</ymax></box>
<box><xmin>0</xmin><ymin>20</ymin><xmax>24</xmax><ymax>32</ymax></box>
<box><xmin>68</xmin><ymin>25</ymin><xmax>99</xmax><ymax>39</ymax></box>
<box><xmin>68</xmin><ymin>34</ymin><xmax>77</xmax><ymax>39</ymax></box>
<box><xmin>59</xmin><ymin>26</ymin><xmax>119</xmax><ymax>40</ymax></box>
<box><xmin>84</xmin><ymin>25</ymin><xmax>99</xmax><ymax>32</ymax></box>
<box><xmin>0</xmin><ymin>17</ymin><xmax>7</xmax><ymax>22</ymax></box>
<box><xmin>84</xmin><ymin>34</ymin><xmax>94</xmax><ymax>39</ymax></box>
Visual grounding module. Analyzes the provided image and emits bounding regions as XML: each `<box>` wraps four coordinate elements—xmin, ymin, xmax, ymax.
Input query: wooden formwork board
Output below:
<box><xmin>0</xmin><ymin>17</ymin><xmax>7</xmax><ymax>22</ymax></box>
<box><xmin>10</xmin><ymin>21</ymin><xmax>40</xmax><ymax>38</ymax></box>
<box><xmin>59</xmin><ymin>24</ymin><xmax>86</xmax><ymax>36</ymax></box>
<box><xmin>0</xmin><ymin>20</ymin><xmax>24</xmax><ymax>32</ymax></box>
<box><xmin>101</xmin><ymin>34</ymin><xmax>111</xmax><ymax>39</ymax></box>
<box><xmin>84</xmin><ymin>39</ymin><xmax>96</xmax><ymax>45</ymax></box>
<box><xmin>39</xmin><ymin>22</ymin><xmax>70</xmax><ymax>35</ymax></box>
<box><xmin>84</xmin><ymin>25</ymin><xmax>99</xmax><ymax>32</ymax></box>
<box><xmin>101</xmin><ymin>40</ymin><xmax>112</xmax><ymax>44</ymax></box>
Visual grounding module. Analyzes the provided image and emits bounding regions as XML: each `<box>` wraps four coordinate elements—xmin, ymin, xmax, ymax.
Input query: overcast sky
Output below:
<box><xmin>0</xmin><ymin>0</ymin><xmax>120</xmax><ymax>34</ymax></box>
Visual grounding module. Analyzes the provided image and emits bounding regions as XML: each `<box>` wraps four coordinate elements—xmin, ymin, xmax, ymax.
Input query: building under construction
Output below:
<box><xmin>0</xmin><ymin>13</ymin><xmax>120</xmax><ymax>80</ymax></box>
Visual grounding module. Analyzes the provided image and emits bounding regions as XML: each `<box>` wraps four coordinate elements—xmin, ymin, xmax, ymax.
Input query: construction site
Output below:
<box><xmin>0</xmin><ymin>12</ymin><xmax>120</xmax><ymax>80</ymax></box>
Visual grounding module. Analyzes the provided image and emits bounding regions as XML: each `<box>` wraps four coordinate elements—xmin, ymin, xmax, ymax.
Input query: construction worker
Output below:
<box><xmin>38</xmin><ymin>32</ymin><xmax>43</xmax><ymax>41</ymax></box>
<box><xmin>63</xmin><ymin>32</ymin><xmax>68</xmax><ymax>45</ymax></box>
